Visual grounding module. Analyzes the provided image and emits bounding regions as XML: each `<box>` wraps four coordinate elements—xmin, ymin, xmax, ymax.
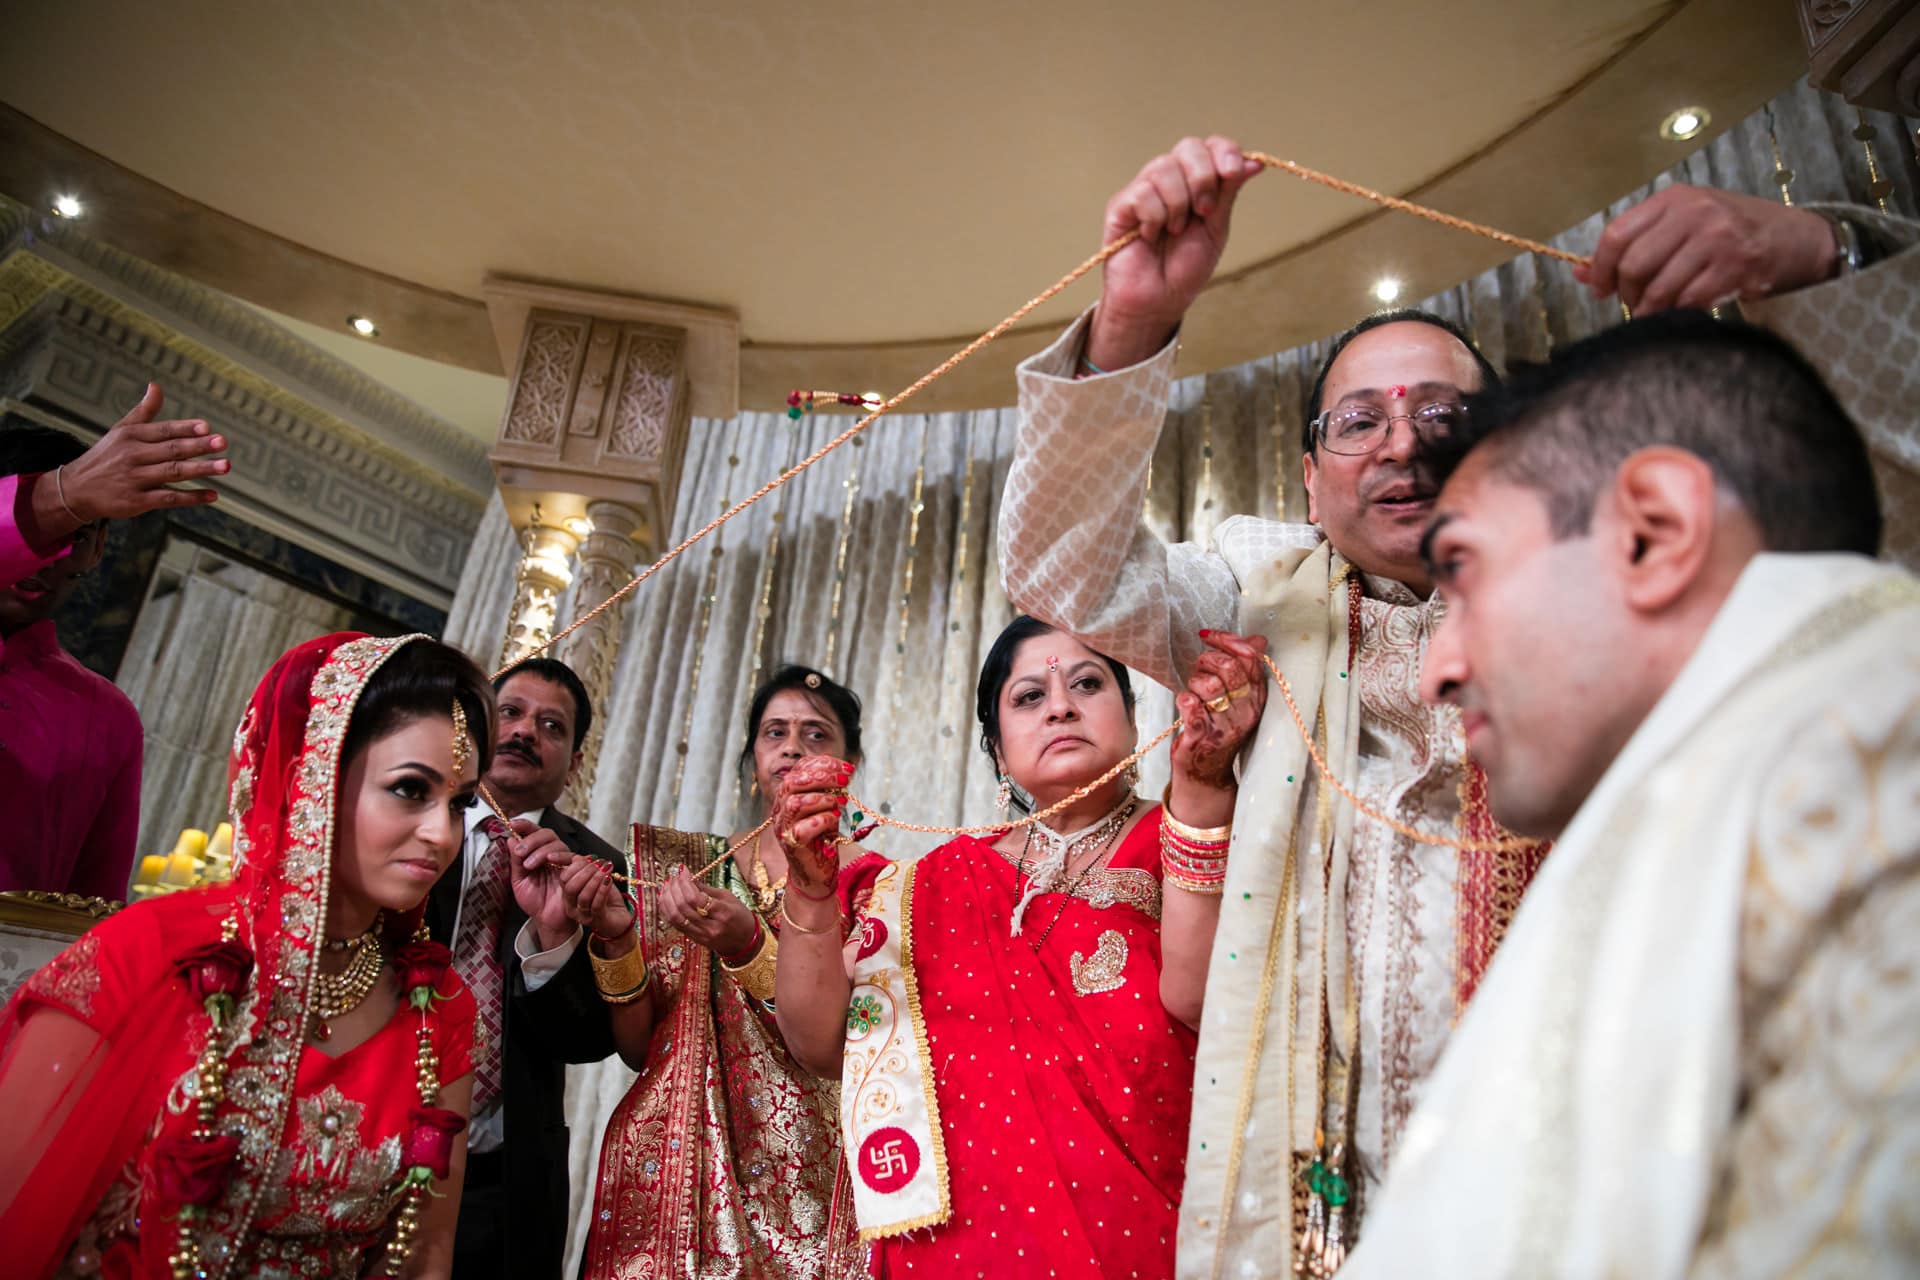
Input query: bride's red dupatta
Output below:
<box><xmin>0</xmin><ymin>633</ymin><xmax>436</xmax><ymax>1279</ymax></box>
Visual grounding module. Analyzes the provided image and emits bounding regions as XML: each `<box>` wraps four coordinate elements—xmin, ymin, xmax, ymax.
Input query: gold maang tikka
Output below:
<box><xmin>451</xmin><ymin>698</ymin><xmax>473</xmax><ymax>778</ymax></box>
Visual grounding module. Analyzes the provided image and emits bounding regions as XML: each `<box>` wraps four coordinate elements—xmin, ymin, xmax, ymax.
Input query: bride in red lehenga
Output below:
<box><xmin>773</xmin><ymin>615</ymin><xmax>1270</xmax><ymax>1278</ymax></box>
<box><xmin>0</xmin><ymin>633</ymin><xmax>492</xmax><ymax>1279</ymax></box>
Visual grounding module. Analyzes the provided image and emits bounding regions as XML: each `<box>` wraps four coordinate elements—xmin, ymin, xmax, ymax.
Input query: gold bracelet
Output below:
<box><xmin>590</xmin><ymin>935</ymin><xmax>650</xmax><ymax>1004</ymax></box>
<box><xmin>780</xmin><ymin>898</ymin><xmax>842</xmax><ymax>937</ymax></box>
<box><xmin>721</xmin><ymin>925</ymin><xmax>779</xmax><ymax>1004</ymax></box>
<box><xmin>1162</xmin><ymin>805</ymin><xmax>1233</xmax><ymax>846</ymax></box>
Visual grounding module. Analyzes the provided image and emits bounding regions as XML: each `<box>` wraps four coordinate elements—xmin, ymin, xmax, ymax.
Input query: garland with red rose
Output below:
<box><xmin>160</xmin><ymin>927</ymin><xmax>467</xmax><ymax>1279</ymax></box>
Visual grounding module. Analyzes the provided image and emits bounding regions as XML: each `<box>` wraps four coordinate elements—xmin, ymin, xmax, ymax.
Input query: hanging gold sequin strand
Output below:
<box><xmin>1765</xmin><ymin>105</ymin><xmax>1796</xmax><ymax>207</ymax></box>
<box><xmin>733</xmin><ymin>431</ymin><xmax>803</xmax><ymax>816</ymax></box>
<box><xmin>878</xmin><ymin>417</ymin><xmax>932</xmax><ymax>822</ymax></box>
<box><xmin>1853</xmin><ymin>109</ymin><xmax>1895</xmax><ymax>214</ymax></box>
<box><xmin>671</xmin><ymin>448</ymin><xmax>740</xmax><ymax>808</ymax></box>
<box><xmin>821</xmin><ymin>433</ymin><xmax>865</xmax><ymax>682</ymax></box>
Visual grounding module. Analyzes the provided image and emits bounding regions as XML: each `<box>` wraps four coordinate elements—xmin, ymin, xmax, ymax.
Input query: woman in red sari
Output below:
<box><xmin>773</xmin><ymin>616</ymin><xmax>1270</xmax><ymax>1278</ymax></box>
<box><xmin>0</xmin><ymin>632</ymin><xmax>491</xmax><ymax>1279</ymax></box>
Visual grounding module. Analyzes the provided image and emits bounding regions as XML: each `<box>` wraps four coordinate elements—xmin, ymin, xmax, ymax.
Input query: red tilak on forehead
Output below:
<box><xmin>1387</xmin><ymin>384</ymin><xmax>1407</xmax><ymax>399</ymax></box>
<box><xmin>1047</xmin><ymin>655</ymin><xmax>1059</xmax><ymax>671</ymax></box>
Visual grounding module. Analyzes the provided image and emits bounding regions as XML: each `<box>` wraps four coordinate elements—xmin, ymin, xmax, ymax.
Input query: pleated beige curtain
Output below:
<box><xmin>423</xmin><ymin>76</ymin><xmax>1918</xmax><ymax>1272</ymax></box>
<box><xmin>119</xmin><ymin>561</ymin><xmax>353</xmax><ymax>872</ymax></box>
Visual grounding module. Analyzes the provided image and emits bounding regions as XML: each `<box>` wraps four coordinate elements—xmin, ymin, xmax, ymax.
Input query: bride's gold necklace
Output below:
<box><xmin>311</xmin><ymin>928</ymin><xmax>385</xmax><ymax>1041</ymax></box>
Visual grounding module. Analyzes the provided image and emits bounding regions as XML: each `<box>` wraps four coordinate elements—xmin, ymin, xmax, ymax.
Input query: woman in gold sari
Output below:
<box><xmin>570</xmin><ymin>665</ymin><xmax>868</xmax><ymax>1279</ymax></box>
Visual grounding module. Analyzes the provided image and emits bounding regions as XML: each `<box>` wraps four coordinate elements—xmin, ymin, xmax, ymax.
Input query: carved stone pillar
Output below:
<box><xmin>556</xmin><ymin>499</ymin><xmax>641</xmax><ymax>815</ymax></box>
<box><xmin>1799</xmin><ymin>0</ymin><xmax>1920</xmax><ymax>114</ymax></box>
<box><xmin>483</xmin><ymin>280</ymin><xmax>737</xmax><ymax>817</ymax></box>
<box><xmin>496</xmin><ymin>510</ymin><xmax>580</xmax><ymax>672</ymax></box>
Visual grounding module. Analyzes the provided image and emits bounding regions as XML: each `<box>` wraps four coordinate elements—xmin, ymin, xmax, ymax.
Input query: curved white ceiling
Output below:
<box><xmin>5</xmin><ymin>0</ymin><xmax>1682</xmax><ymax>347</ymax></box>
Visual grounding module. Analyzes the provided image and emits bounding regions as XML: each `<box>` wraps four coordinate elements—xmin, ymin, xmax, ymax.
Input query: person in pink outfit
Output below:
<box><xmin>0</xmin><ymin>384</ymin><xmax>228</xmax><ymax>897</ymax></box>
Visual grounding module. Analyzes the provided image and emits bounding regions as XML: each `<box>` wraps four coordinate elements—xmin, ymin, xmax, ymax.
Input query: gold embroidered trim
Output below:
<box><xmin>991</xmin><ymin>846</ymin><xmax>1163</xmax><ymax>920</ymax></box>
<box><xmin>1069</xmin><ymin>929</ymin><xmax>1129</xmax><ymax>996</ymax></box>
<box><xmin>855</xmin><ymin>862</ymin><xmax>953</xmax><ymax>1241</ymax></box>
<box><xmin>22</xmin><ymin>930</ymin><xmax>103</xmax><ymax>1018</ymax></box>
<box><xmin>200</xmin><ymin>633</ymin><xmax>418</xmax><ymax>1280</ymax></box>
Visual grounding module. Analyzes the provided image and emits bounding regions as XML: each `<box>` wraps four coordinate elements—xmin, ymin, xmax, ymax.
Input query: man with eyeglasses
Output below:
<box><xmin>997</xmin><ymin>134</ymin><xmax>1917</xmax><ymax>1277</ymax></box>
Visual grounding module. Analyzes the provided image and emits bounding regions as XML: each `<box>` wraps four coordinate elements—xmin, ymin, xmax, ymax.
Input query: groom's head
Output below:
<box><xmin>1415</xmin><ymin>311</ymin><xmax>1879</xmax><ymax>837</ymax></box>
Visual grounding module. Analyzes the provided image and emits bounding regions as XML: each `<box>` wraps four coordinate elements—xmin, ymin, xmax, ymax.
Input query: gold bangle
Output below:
<box><xmin>780</xmin><ymin>898</ymin><xmax>842</xmax><ymax>937</ymax></box>
<box><xmin>1162</xmin><ymin>806</ymin><xmax>1232</xmax><ymax>846</ymax></box>
<box><xmin>590</xmin><ymin>935</ymin><xmax>649</xmax><ymax>1003</ymax></box>
<box><xmin>721</xmin><ymin>926</ymin><xmax>779</xmax><ymax>1004</ymax></box>
<box><xmin>1161</xmin><ymin>870</ymin><xmax>1227</xmax><ymax>896</ymax></box>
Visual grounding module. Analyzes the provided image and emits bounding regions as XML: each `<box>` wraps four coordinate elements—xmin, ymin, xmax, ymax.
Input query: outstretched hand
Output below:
<box><xmin>51</xmin><ymin>384</ymin><xmax>228</xmax><ymax>532</ymax></box>
<box><xmin>1578</xmin><ymin>185</ymin><xmax>1839</xmax><ymax>313</ymax></box>
<box><xmin>1171</xmin><ymin>630</ymin><xmax>1270</xmax><ymax>791</ymax></box>
<box><xmin>772</xmin><ymin>756</ymin><xmax>854</xmax><ymax>898</ymax></box>
<box><xmin>657</xmin><ymin>867</ymin><xmax>756</xmax><ymax>955</ymax></box>
<box><xmin>505</xmin><ymin>819</ymin><xmax>614</xmax><ymax>949</ymax></box>
<box><xmin>1087</xmin><ymin>135</ymin><xmax>1265</xmax><ymax>372</ymax></box>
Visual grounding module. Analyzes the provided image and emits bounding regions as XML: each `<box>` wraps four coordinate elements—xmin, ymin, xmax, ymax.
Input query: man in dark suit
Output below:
<box><xmin>426</xmin><ymin>656</ymin><xmax>626</xmax><ymax>1280</ymax></box>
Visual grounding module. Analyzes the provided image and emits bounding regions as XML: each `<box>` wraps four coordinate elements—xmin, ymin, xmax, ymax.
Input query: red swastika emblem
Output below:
<box><xmin>859</xmin><ymin>1126</ymin><xmax>920</xmax><ymax>1193</ymax></box>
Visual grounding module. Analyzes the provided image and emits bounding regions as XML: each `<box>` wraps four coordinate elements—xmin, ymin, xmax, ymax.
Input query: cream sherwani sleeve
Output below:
<box><xmin>1001</xmin><ymin>309</ymin><xmax>1241</xmax><ymax>687</ymax></box>
<box><xmin>1743</xmin><ymin>206</ymin><xmax>1920</xmax><ymax>567</ymax></box>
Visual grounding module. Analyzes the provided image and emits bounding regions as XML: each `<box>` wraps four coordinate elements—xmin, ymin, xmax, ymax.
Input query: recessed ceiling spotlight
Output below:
<box><xmin>1372</xmin><ymin>276</ymin><xmax>1403</xmax><ymax>305</ymax></box>
<box><xmin>1660</xmin><ymin>106</ymin><xmax>1709</xmax><ymax>142</ymax></box>
<box><xmin>347</xmin><ymin>315</ymin><xmax>379</xmax><ymax>338</ymax></box>
<box><xmin>51</xmin><ymin>194</ymin><xmax>84</xmax><ymax>219</ymax></box>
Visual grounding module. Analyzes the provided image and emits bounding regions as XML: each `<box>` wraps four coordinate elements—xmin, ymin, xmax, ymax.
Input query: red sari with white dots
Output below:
<box><xmin>869</xmin><ymin>805</ymin><xmax>1195</xmax><ymax>1279</ymax></box>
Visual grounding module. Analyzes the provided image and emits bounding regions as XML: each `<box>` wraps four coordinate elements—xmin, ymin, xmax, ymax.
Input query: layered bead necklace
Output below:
<box><xmin>311</xmin><ymin>927</ymin><xmax>385</xmax><ymax>1041</ymax></box>
<box><xmin>1009</xmin><ymin>794</ymin><xmax>1136</xmax><ymax>943</ymax></box>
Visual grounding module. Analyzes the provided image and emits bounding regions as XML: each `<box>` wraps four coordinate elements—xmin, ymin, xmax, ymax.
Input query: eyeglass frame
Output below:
<box><xmin>1309</xmin><ymin>399</ymin><xmax>1469</xmax><ymax>457</ymax></box>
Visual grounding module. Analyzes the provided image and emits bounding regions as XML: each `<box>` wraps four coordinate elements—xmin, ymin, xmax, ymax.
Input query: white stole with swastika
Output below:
<box><xmin>840</xmin><ymin>860</ymin><xmax>950</xmax><ymax>1240</ymax></box>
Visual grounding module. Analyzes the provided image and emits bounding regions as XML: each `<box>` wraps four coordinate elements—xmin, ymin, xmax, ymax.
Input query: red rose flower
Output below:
<box><xmin>150</xmin><ymin>1134</ymin><xmax>241</xmax><ymax>1206</ymax></box>
<box><xmin>175</xmin><ymin>941</ymin><xmax>254</xmax><ymax>1010</ymax></box>
<box><xmin>402</xmin><ymin>1106</ymin><xmax>468</xmax><ymax>1180</ymax></box>
<box><xmin>393</xmin><ymin>940</ymin><xmax>454</xmax><ymax>1010</ymax></box>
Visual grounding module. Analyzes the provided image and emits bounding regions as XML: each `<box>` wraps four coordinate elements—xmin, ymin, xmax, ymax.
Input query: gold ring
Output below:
<box><xmin>1205</xmin><ymin>693</ymin><xmax>1232</xmax><ymax>714</ymax></box>
<box><xmin>695</xmin><ymin>901</ymin><xmax>712</xmax><ymax>918</ymax></box>
<box><xmin>1226</xmin><ymin>684</ymin><xmax>1253</xmax><ymax>703</ymax></box>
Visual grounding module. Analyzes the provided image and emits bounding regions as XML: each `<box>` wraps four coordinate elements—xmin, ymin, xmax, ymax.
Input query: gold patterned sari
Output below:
<box><xmin>583</xmin><ymin>825</ymin><xmax>862</xmax><ymax>1280</ymax></box>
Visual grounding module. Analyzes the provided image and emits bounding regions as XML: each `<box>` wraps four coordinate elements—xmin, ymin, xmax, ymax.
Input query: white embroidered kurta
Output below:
<box><xmin>1745</xmin><ymin>205</ymin><xmax>1920</xmax><ymax>568</ymax></box>
<box><xmin>1000</xmin><ymin>220</ymin><xmax>1920</xmax><ymax>1277</ymax></box>
<box><xmin>1004</xmin><ymin>311</ymin><xmax>1509</xmax><ymax>1279</ymax></box>
<box><xmin>1342</xmin><ymin>555</ymin><xmax>1920</xmax><ymax>1279</ymax></box>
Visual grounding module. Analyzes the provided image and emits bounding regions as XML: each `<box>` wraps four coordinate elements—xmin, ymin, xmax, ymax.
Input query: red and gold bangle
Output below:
<box><xmin>720</xmin><ymin>918</ymin><xmax>778</xmax><ymax>1004</ymax></box>
<box><xmin>719</xmin><ymin>916</ymin><xmax>765</xmax><ymax>968</ymax></box>
<box><xmin>1160</xmin><ymin>806</ymin><xmax>1230</xmax><ymax>896</ymax></box>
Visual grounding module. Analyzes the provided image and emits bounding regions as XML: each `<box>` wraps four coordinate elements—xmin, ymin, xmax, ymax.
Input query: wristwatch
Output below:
<box><xmin>1814</xmin><ymin>210</ymin><xmax>1871</xmax><ymax>277</ymax></box>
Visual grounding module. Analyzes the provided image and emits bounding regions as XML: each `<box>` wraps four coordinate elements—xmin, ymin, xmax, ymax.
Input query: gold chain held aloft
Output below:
<box><xmin>469</xmin><ymin>154</ymin><xmax>1563</xmax><ymax>880</ymax></box>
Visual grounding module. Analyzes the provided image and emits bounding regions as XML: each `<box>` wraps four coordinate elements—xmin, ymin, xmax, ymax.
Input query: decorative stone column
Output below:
<box><xmin>496</xmin><ymin>507</ymin><xmax>581</xmax><ymax>672</ymax></box>
<box><xmin>483</xmin><ymin>279</ymin><xmax>738</xmax><ymax>817</ymax></box>
<box><xmin>555</xmin><ymin>499</ymin><xmax>641</xmax><ymax>814</ymax></box>
<box><xmin>1798</xmin><ymin>0</ymin><xmax>1920</xmax><ymax>114</ymax></box>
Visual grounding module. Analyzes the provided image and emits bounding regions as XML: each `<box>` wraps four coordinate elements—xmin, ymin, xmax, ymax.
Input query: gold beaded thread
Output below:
<box><xmin>470</xmin><ymin>154</ymin><xmax>1577</xmax><ymax>885</ymax></box>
